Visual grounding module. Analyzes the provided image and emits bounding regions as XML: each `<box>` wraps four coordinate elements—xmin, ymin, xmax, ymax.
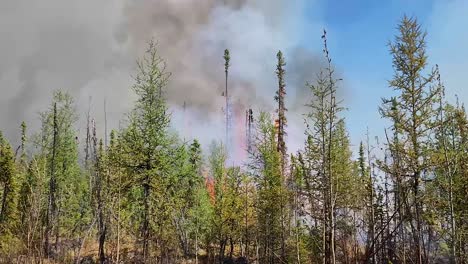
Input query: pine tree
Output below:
<box><xmin>380</xmin><ymin>16</ymin><xmax>441</xmax><ymax>264</ymax></box>
<box><xmin>453</xmin><ymin>106</ymin><xmax>468</xmax><ymax>261</ymax></box>
<box><xmin>274</xmin><ymin>50</ymin><xmax>289</xmax><ymax>262</ymax></box>
<box><xmin>119</xmin><ymin>40</ymin><xmax>173</xmax><ymax>261</ymax></box>
<box><xmin>208</xmin><ymin>141</ymin><xmax>229</xmax><ymax>262</ymax></box>
<box><xmin>95</xmin><ymin>137</ymin><xmax>107</xmax><ymax>264</ymax></box>
<box><xmin>40</xmin><ymin>91</ymin><xmax>84</xmax><ymax>259</ymax></box>
<box><xmin>224</xmin><ymin>49</ymin><xmax>231</xmax><ymax>155</ymax></box>
<box><xmin>359</xmin><ymin>140</ymin><xmax>376</xmax><ymax>264</ymax></box>
<box><xmin>303</xmin><ymin>30</ymin><xmax>347</xmax><ymax>264</ymax></box>
<box><xmin>275</xmin><ymin>50</ymin><xmax>288</xmax><ymax>176</ymax></box>
<box><xmin>250</xmin><ymin>112</ymin><xmax>288</xmax><ymax>263</ymax></box>
<box><xmin>106</xmin><ymin>130</ymin><xmax>126</xmax><ymax>262</ymax></box>
<box><xmin>289</xmin><ymin>154</ymin><xmax>309</xmax><ymax>264</ymax></box>
<box><xmin>17</xmin><ymin>122</ymin><xmax>30</xmax><ymax>231</ymax></box>
<box><xmin>0</xmin><ymin>132</ymin><xmax>17</xmax><ymax>233</ymax></box>
<box><xmin>44</xmin><ymin>101</ymin><xmax>58</xmax><ymax>257</ymax></box>
<box><xmin>432</xmin><ymin>80</ymin><xmax>468</xmax><ymax>263</ymax></box>
<box><xmin>171</xmin><ymin>139</ymin><xmax>206</xmax><ymax>259</ymax></box>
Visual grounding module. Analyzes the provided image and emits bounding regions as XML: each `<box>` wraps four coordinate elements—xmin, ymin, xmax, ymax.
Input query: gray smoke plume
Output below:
<box><xmin>0</xmin><ymin>0</ymin><xmax>334</xmax><ymax>155</ymax></box>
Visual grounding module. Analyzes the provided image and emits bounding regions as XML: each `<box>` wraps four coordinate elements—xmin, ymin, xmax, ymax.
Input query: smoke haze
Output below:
<box><xmin>0</xmin><ymin>0</ymin><xmax>332</xmax><ymax>158</ymax></box>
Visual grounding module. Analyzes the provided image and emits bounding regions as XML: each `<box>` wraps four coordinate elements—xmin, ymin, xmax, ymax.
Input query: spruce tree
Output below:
<box><xmin>224</xmin><ymin>49</ymin><xmax>231</xmax><ymax>155</ymax></box>
<box><xmin>275</xmin><ymin>50</ymin><xmax>287</xmax><ymax>176</ymax></box>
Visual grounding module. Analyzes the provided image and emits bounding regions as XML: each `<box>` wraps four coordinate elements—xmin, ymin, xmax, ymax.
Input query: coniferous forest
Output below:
<box><xmin>0</xmin><ymin>15</ymin><xmax>467</xmax><ymax>264</ymax></box>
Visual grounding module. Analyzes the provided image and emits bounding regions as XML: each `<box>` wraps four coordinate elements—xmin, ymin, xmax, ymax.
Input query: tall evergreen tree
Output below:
<box><xmin>303</xmin><ymin>30</ymin><xmax>349</xmax><ymax>264</ymax></box>
<box><xmin>0</xmin><ymin>132</ymin><xmax>16</xmax><ymax>233</ymax></box>
<box><xmin>380</xmin><ymin>16</ymin><xmax>441</xmax><ymax>264</ymax></box>
<box><xmin>40</xmin><ymin>91</ymin><xmax>84</xmax><ymax>259</ymax></box>
<box><xmin>250</xmin><ymin>112</ymin><xmax>288</xmax><ymax>263</ymax></box>
<box><xmin>275</xmin><ymin>50</ymin><xmax>288</xmax><ymax>176</ymax></box>
<box><xmin>208</xmin><ymin>141</ymin><xmax>229</xmax><ymax>263</ymax></box>
<box><xmin>119</xmin><ymin>40</ymin><xmax>173</xmax><ymax>261</ymax></box>
<box><xmin>224</xmin><ymin>49</ymin><xmax>231</xmax><ymax>155</ymax></box>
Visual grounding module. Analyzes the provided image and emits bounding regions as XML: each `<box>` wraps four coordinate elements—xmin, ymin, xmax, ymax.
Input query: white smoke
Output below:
<box><xmin>0</xmin><ymin>0</ymin><xmax>328</xmax><ymax>159</ymax></box>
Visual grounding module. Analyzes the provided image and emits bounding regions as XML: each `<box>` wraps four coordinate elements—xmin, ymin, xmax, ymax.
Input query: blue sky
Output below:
<box><xmin>295</xmin><ymin>0</ymin><xmax>468</xmax><ymax>148</ymax></box>
<box><xmin>0</xmin><ymin>0</ymin><xmax>466</xmax><ymax>159</ymax></box>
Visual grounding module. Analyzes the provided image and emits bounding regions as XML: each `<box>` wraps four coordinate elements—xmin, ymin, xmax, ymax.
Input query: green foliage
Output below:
<box><xmin>251</xmin><ymin>112</ymin><xmax>289</xmax><ymax>262</ymax></box>
<box><xmin>378</xmin><ymin>15</ymin><xmax>444</xmax><ymax>263</ymax></box>
<box><xmin>0</xmin><ymin>133</ymin><xmax>17</xmax><ymax>234</ymax></box>
<box><xmin>118</xmin><ymin>40</ymin><xmax>177</xmax><ymax>259</ymax></box>
<box><xmin>0</xmin><ymin>16</ymin><xmax>467</xmax><ymax>264</ymax></box>
<box><xmin>42</xmin><ymin>91</ymin><xmax>88</xmax><ymax>240</ymax></box>
<box><xmin>224</xmin><ymin>49</ymin><xmax>230</xmax><ymax>73</ymax></box>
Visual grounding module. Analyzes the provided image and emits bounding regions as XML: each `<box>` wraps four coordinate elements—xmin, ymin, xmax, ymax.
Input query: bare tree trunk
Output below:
<box><xmin>224</xmin><ymin>49</ymin><xmax>230</xmax><ymax>155</ymax></box>
<box><xmin>322</xmin><ymin>202</ymin><xmax>327</xmax><ymax>264</ymax></box>
<box><xmin>76</xmin><ymin>217</ymin><xmax>97</xmax><ymax>264</ymax></box>
<box><xmin>0</xmin><ymin>182</ymin><xmax>10</xmax><ymax>225</ymax></box>
<box><xmin>244</xmin><ymin>182</ymin><xmax>249</xmax><ymax>259</ymax></box>
<box><xmin>142</xmin><ymin>172</ymin><xmax>150</xmax><ymax>261</ymax></box>
<box><xmin>45</xmin><ymin>103</ymin><xmax>58</xmax><ymax>258</ymax></box>
<box><xmin>366</xmin><ymin>133</ymin><xmax>376</xmax><ymax>264</ymax></box>
<box><xmin>195</xmin><ymin>225</ymin><xmax>199</xmax><ymax>264</ymax></box>
<box><xmin>353</xmin><ymin>211</ymin><xmax>358</xmax><ymax>264</ymax></box>
<box><xmin>229</xmin><ymin>237</ymin><xmax>234</xmax><ymax>259</ymax></box>
<box><xmin>322</xmin><ymin>29</ymin><xmax>337</xmax><ymax>264</ymax></box>
<box><xmin>439</xmin><ymin>98</ymin><xmax>458</xmax><ymax>264</ymax></box>
<box><xmin>414</xmin><ymin>172</ymin><xmax>424</xmax><ymax>264</ymax></box>
<box><xmin>295</xmin><ymin>186</ymin><xmax>301</xmax><ymax>264</ymax></box>
<box><xmin>219</xmin><ymin>238</ymin><xmax>227</xmax><ymax>264</ymax></box>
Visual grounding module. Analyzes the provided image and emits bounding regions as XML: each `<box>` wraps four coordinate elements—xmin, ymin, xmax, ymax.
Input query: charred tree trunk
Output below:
<box><xmin>45</xmin><ymin>102</ymin><xmax>58</xmax><ymax>258</ymax></box>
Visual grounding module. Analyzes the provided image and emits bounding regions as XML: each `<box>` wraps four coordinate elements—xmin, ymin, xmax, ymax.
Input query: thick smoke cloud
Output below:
<box><xmin>0</xmin><ymin>0</ymin><xmax>328</xmax><ymax>156</ymax></box>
